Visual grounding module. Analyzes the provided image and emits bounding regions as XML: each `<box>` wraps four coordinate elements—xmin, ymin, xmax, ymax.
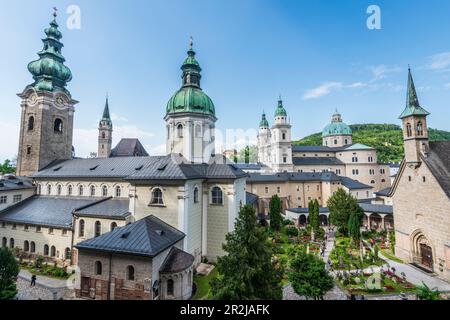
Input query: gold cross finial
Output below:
<box><xmin>189</xmin><ymin>36</ymin><xmax>194</xmax><ymax>50</ymax></box>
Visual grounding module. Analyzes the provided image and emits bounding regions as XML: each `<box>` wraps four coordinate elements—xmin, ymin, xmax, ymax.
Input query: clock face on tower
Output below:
<box><xmin>28</xmin><ymin>94</ymin><xmax>37</xmax><ymax>105</ymax></box>
<box><xmin>56</xmin><ymin>96</ymin><xmax>64</xmax><ymax>106</ymax></box>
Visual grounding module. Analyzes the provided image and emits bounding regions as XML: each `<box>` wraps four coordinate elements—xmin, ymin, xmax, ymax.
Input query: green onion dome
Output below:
<box><xmin>27</xmin><ymin>15</ymin><xmax>72</xmax><ymax>93</ymax></box>
<box><xmin>260</xmin><ymin>112</ymin><xmax>269</xmax><ymax>128</ymax></box>
<box><xmin>166</xmin><ymin>40</ymin><xmax>215</xmax><ymax>117</ymax></box>
<box><xmin>275</xmin><ymin>99</ymin><xmax>287</xmax><ymax>117</ymax></box>
<box><xmin>322</xmin><ymin>110</ymin><xmax>352</xmax><ymax>137</ymax></box>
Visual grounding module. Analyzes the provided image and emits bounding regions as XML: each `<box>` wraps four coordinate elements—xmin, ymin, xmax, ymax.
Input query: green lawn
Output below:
<box><xmin>381</xmin><ymin>249</ymin><xmax>403</xmax><ymax>263</ymax></box>
<box><xmin>192</xmin><ymin>268</ymin><xmax>218</xmax><ymax>300</ymax></box>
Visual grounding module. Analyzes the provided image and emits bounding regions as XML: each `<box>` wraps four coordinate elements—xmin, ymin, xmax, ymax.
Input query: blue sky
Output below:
<box><xmin>1</xmin><ymin>0</ymin><xmax>450</xmax><ymax>161</ymax></box>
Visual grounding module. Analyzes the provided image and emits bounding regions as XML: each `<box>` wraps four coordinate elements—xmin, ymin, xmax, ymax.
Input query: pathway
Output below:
<box><xmin>15</xmin><ymin>269</ymin><xmax>76</xmax><ymax>300</ymax></box>
<box><xmin>379</xmin><ymin>252</ymin><xmax>450</xmax><ymax>292</ymax></box>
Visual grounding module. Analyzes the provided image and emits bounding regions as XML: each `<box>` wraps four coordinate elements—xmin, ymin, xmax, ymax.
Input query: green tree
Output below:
<box><xmin>288</xmin><ymin>249</ymin><xmax>334</xmax><ymax>300</ymax></box>
<box><xmin>327</xmin><ymin>188</ymin><xmax>363</xmax><ymax>236</ymax></box>
<box><xmin>0</xmin><ymin>248</ymin><xmax>19</xmax><ymax>300</ymax></box>
<box><xmin>244</xmin><ymin>146</ymin><xmax>250</xmax><ymax>164</ymax></box>
<box><xmin>348</xmin><ymin>211</ymin><xmax>362</xmax><ymax>244</ymax></box>
<box><xmin>0</xmin><ymin>159</ymin><xmax>16</xmax><ymax>174</ymax></box>
<box><xmin>211</xmin><ymin>205</ymin><xmax>283</xmax><ymax>300</ymax></box>
<box><xmin>416</xmin><ymin>282</ymin><xmax>441</xmax><ymax>300</ymax></box>
<box><xmin>269</xmin><ymin>195</ymin><xmax>283</xmax><ymax>231</ymax></box>
<box><xmin>308</xmin><ymin>199</ymin><xmax>320</xmax><ymax>231</ymax></box>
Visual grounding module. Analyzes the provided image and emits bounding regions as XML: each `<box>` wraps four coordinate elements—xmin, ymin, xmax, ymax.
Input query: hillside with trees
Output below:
<box><xmin>293</xmin><ymin>124</ymin><xmax>450</xmax><ymax>163</ymax></box>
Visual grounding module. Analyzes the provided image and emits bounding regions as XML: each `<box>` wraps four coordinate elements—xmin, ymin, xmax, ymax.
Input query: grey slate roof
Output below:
<box><xmin>292</xmin><ymin>143</ymin><xmax>375</xmax><ymax>153</ymax></box>
<box><xmin>233</xmin><ymin>163</ymin><xmax>266</xmax><ymax>171</ymax></box>
<box><xmin>0</xmin><ymin>196</ymin><xmax>102</xmax><ymax>228</ymax></box>
<box><xmin>0</xmin><ymin>176</ymin><xmax>34</xmax><ymax>191</ymax></box>
<box><xmin>246</xmin><ymin>192</ymin><xmax>259</xmax><ymax>205</ymax></box>
<box><xmin>247</xmin><ymin>171</ymin><xmax>340</xmax><ymax>183</ymax></box>
<box><xmin>359</xmin><ymin>203</ymin><xmax>393</xmax><ymax>215</ymax></box>
<box><xmin>287</xmin><ymin>207</ymin><xmax>330</xmax><ymax>214</ymax></box>
<box><xmin>74</xmin><ymin>198</ymin><xmax>130</xmax><ymax>219</ymax></box>
<box><xmin>32</xmin><ymin>154</ymin><xmax>247</xmax><ymax>181</ymax></box>
<box><xmin>375</xmin><ymin>187</ymin><xmax>392</xmax><ymax>197</ymax></box>
<box><xmin>423</xmin><ymin>141</ymin><xmax>450</xmax><ymax>199</ymax></box>
<box><xmin>159</xmin><ymin>247</ymin><xmax>195</xmax><ymax>273</ymax></box>
<box><xmin>110</xmin><ymin>139</ymin><xmax>149</xmax><ymax>157</ymax></box>
<box><xmin>75</xmin><ymin>215</ymin><xmax>185</xmax><ymax>257</ymax></box>
<box><xmin>293</xmin><ymin>157</ymin><xmax>345</xmax><ymax>166</ymax></box>
<box><xmin>339</xmin><ymin>176</ymin><xmax>373</xmax><ymax>190</ymax></box>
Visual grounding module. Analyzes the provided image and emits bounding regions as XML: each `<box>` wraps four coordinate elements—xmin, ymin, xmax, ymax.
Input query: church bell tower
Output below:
<box><xmin>98</xmin><ymin>96</ymin><xmax>113</xmax><ymax>158</ymax></box>
<box><xmin>16</xmin><ymin>10</ymin><xmax>77</xmax><ymax>177</ymax></box>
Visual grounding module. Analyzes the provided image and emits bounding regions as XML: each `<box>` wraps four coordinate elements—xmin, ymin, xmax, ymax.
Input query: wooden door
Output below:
<box><xmin>81</xmin><ymin>277</ymin><xmax>90</xmax><ymax>297</ymax></box>
<box><xmin>420</xmin><ymin>244</ymin><xmax>433</xmax><ymax>270</ymax></box>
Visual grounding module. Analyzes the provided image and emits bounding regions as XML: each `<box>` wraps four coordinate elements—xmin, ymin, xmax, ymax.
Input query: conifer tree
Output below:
<box><xmin>269</xmin><ymin>194</ymin><xmax>283</xmax><ymax>231</ymax></box>
<box><xmin>211</xmin><ymin>205</ymin><xmax>283</xmax><ymax>300</ymax></box>
<box><xmin>308</xmin><ymin>199</ymin><xmax>320</xmax><ymax>231</ymax></box>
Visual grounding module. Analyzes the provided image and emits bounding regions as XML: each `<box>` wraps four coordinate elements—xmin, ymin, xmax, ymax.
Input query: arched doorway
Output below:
<box><xmin>369</xmin><ymin>213</ymin><xmax>382</xmax><ymax>230</ymax></box>
<box><xmin>298</xmin><ymin>215</ymin><xmax>307</xmax><ymax>226</ymax></box>
<box><xmin>411</xmin><ymin>230</ymin><xmax>434</xmax><ymax>271</ymax></box>
<box><xmin>319</xmin><ymin>215</ymin><xmax>328</xmax><ymax>226</ymax></box>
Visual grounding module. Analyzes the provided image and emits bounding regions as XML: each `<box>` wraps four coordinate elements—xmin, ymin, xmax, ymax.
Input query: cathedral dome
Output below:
<box><xmin>166</xmin><ymin>39</ymin><xmax>215</xmax><ymax>117</ymax></box>
<box><xmin>322</xmin><ymin>111</ymin><xmax>352</xmax><ymax>137</ymax></box>
<box><xmin>166</xmin><ymin>86</ymin><xmax>215</xmax><ymax>116</ymax></box>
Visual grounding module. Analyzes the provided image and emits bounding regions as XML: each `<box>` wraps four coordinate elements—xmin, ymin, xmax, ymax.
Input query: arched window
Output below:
<box><xmin>2</xmin><ymin>237</ymin><xmax>7</xmax><ymax>248</ymax></box>
<box><xmin>211</xmin><ymin>186</ymin><xmax>223</xmax><ymax>205</ymax></box>
<box><xmin>10</xmin><ymin>238</ymin><xmax>14</xmax><ymax>249</ymax></box>
<box><xmin>417</xmin><ymin>121</ymin><xmax>423</xmax><ymax>136</ymax></box>
<box><xmin>28</xmin><ymin>116</ymin><xmax>35</xmax><ymax>131</ymax></box>
<box><xmin>47</xmin><ymin>185</ymin><xmax>52</xmax><ymax>195</ymax></box>
<box><xmin>177</xmin><ymin>124</ymin><xmax>183</xmax><ymax>138</ymax></box>
<box><xmin>95</xmin><ymin>261</ymin><xmax>102</xmax><ymax>275</ymax></box>
<box><xmin>193</xmin><ymin>187</ymin><xmax>199</xmax><ymax>203</ymax></box>
<box><xmin>54</xmin><ymin>118</ymin><xmax>63</xmax><ymax>133</ymax></box>
<box><xmin>68</xmin><ymin>185</ymin><xmax>73</xmax><ymax>196</ymax></box>
<box><xmin>24</xmin><ymin>240</ymin><xmax>29</xmax><ymax>252</ymax></box>
<box><xmin>26</xmin><ymin>146</ymin><xmax>32</xmax><ymax>155</ymax></box>
<box><xmin>127</xmin><ymin>265</ymin><xmax>135</xmax><ymax>281</ymax></box>
<box><xmin>345</xmin><ymin>139</ymin><xmax>348</xmax><ymax>145</ymax></box>
<box><xmin>102</xmin><ymin>185</ymin><xmax>108</xmax><ymax>197</ymax></box>
<box><xmin>334</xmin><ymin>139</ymin><xmax>338</xmax><ymax>145</ymax></box>
<box><xmin>101</xmin><ymin>132</ymin><xmax>106</xmax><ymax>139</ymax></box>
<box><xmin>90</xmin><ymin>185</ymin><xmax>96</xmax><ymax>197</ymax></box>
<box><xmin>37</xmin><ymin>184</ymin><xmax>42</xmax><ymax>194</ymax></box>
<box><xmin>30</xmin><ymin>241</ymin><xmax>36</xmax><ymax>253</ymax></box>
<box><xmin>79</xmin><ymin>219</ymin><xmax>85</xmax><ymax>237</ymax></box>
<box><xmin>44</xmin><ymin>244</ymin><xmax>49</xmax><ymax>256</ymax></box>
<box><xmin>79</xmin><ymin>185</ymin><xmax>84</xmax><ymax>196</ymax></box>
<box><xmin>282</xmin><ymin>131</ymin><xmax>286</xmax><ymax>140</ymax></box>
<box><xmin>65</xmin><ymin>248</ymin><xmax>71</xmax><ymax>260</ymax></box>
<box><xmin>167</xmin><ymin>279</ymin><xmax>174</xmax><ymax>296</ymax></box>
<box><xmin>406</xmin><ymin>123</ymin><xmax>412</xmax><ymax>137</ymax></box>
<box><xmin>151</xmin><ymin>188</ymin><xmax>163</xmax><ymax>205</ymax></box>
<box><xmin>95</xmin><ymin>221</ymin><xmax>101</xmax><ymax>237</ymax></box>
<box><xmin>110</xmin><ymin>222</ymin><xmax>117</xmax><ymax>231</ymax></box>
<box><xmin>195</xmin><ymin>124</ymin><xmax>202</xmax><ymax>138</ymax></box>
<box><xmin>50</xmin><ymin>246</ymin><xmax>56</xmax><ymax>257</ymax></box>
<box><xmin>57</xmin><ymin>185</ymin><xmax>62</xmax><ymax>195</ymax></box>
<box><xmin>115</xmin><ymin>186</ymin><xmax>121</xmax><ymax>197</ymax></box>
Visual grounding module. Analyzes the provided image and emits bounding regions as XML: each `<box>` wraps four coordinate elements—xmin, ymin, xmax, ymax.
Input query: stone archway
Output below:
<box><xmin>298</xmin><ymin>215</ymin><xmax>307</xmax><ymax>226</ymax></box>
<box><xmin>319</xmin><ymin>214</ymin><xmax>328</xmax><ymax>226</ymax></box>
<box><xmin>411</xmin><ymin>230</ymin><xmax>434</xmax><ymax>271</ymax></box>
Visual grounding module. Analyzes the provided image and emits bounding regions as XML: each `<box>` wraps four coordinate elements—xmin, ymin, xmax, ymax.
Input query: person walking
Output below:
<box><xmin>30</xmin><ymin>274</ymin><xmax>37</xmax><ymax>287</ymax></box>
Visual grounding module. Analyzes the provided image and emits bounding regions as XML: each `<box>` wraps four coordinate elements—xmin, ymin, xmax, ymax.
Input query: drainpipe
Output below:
<box><xmin>107</xmin><ymin>253</ymin><xmax>112</xmax><ymax>300</ymax></box>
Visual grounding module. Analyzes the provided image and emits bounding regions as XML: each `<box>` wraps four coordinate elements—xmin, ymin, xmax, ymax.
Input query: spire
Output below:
<box><xmin>102</xmin><ymin>95</ymin><xmax>111</xmax><ymax>121</ymax></box>
<box><xmin>181</xmin><ymin>37</ymin><xmax>202</xmax><ymax>88</ymax></box>
<box><xmin>399</xmin><ymin>67</ymin><xmax>430</xmax><ymax>119</ymax></box>
<box><xmin>27</xmin><ymin>9</ymin><xmax>72</xmax><ymax>93</ymax></box>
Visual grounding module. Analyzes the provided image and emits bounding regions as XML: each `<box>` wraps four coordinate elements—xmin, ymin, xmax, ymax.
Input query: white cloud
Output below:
<box><xmin>148</xmin><ymin>143</ymin><xmax>166</xmax><ymax>156</ymax></box>
<box><xmin>368</xmin><ymin>65</ymin><xmax>401</xmax><ymax>81</ymax></box>
<box><xmin>74</xmin><ymin>125</ymin><xmax>154</xmax><ymax>158</ymax></box>
<box><xmin>426</xmin><ymin>52</ymin><xmax>450</xmax><ymax>71</ymax></box>
<box><xmin>347</xmin><ymin>82</ymin><xmax>367</xmax><ymax>89</ymax></box>
<box><xmin>302</xmin><ymin>82</ymin><xmax>343</xmax><ymax>100</ymax></box>
<box><xmin>111</xmin><ymin>113</ymin><xmax>128</xmax><ymax>122</ymax></box>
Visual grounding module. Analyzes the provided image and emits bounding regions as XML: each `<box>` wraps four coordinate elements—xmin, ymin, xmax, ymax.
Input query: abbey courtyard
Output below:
<box><xmin>0</xmin><ymin>11</ymin><xmax>449</xmax><ymax>301</ymax></box>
